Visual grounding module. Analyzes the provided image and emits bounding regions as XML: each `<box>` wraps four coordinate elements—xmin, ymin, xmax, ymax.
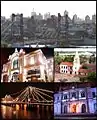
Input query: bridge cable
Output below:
<box><xmin>37</xmin><ymin>89</ymin><xmax>53</xmax><ymax>99</ymax></box>
<box><xmin>14</xmin><ymin>88</ymin><xmax>27</xmax><ymax>100</ymax></box>
<box><xmin>35</xmin><ymin>89</ymin><xmax>48</xmax><ymax>102</ymax></box>
<box><xmin>1</xmin><ymin>22</ymin><xmax>14</xmax><ymax>35</ymax></box>
<box><xmin>36</xmin><ymin>87</ymin><xmax>53</xmax><ymax>93</ymax></box>
<box><xmin>9</xmin><ymin>87</ymin><xmax>26</xmax><ymax>96</ymax></box>
<box><xmin>33</xmin><ymin>89</ymin><xmax>40</xmax><ymax>102</ymax></box>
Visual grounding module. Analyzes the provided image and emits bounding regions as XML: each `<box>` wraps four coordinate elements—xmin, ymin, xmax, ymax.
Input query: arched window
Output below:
<box><xmin>94</xmin><ymin>103</ymin><xmax>97</xmax><ymax>112</ymax></box>
<box><xmin>13</xmin><ymin>59</ymin><xmax>18</xmax><ymax>69</ymax></box>
<box><xmin>72</xmin><ymin>105</ymin><xmax>76</xmax><ymax>113</ymax></box>
<box><xmin>81</xmin><ymin>91</ymin><xmax>85</xmax><ymax>97</ymax></box>
<box><xmin>92</xmin><ymin>92</ymin><xmax>96</xmax><ymax>98</ymax></box>
<box><xmin>72</xmin><ymin>92</ymin><xmax>76</xmax><ymax>98</ymax></box>
<box><xmin>63</xmin><ymin>94</ymin><xmax>67</xmax><ymax>99</ymax></box>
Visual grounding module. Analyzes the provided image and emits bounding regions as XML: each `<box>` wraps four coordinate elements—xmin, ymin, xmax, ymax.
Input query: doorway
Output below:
<box><xmin>81</xmin><ymin>104</ymin><xmax>86</xmax><ymax>113</ymax></box>
<box><xmin>64</xmin><ymin>105</ymin><xmax>67</xmax><ymax>113</ymax></box>
<box><xmin>72</xmin><ymin>104</ymin><xmax>76</xmax><ymax>113</ymax></box>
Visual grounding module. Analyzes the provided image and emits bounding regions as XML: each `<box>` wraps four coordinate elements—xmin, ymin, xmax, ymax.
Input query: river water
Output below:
<box><xmin>1</xmin><ymin>105</ymin><xmax>53</xmax><ymax>119</ymax></box>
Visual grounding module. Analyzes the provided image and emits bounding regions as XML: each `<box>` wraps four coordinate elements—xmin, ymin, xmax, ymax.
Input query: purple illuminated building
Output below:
<box><xmin>54</xmin><ymin>85</ymin><xmax>97</xmax><ymax>115</ymax></box>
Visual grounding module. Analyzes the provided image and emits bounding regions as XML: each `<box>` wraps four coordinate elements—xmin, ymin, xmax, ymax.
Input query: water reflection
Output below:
<box><xmin>1</xmin><ymin>105</ymin><xmax>53</xmax><ymax>119</ymax></box>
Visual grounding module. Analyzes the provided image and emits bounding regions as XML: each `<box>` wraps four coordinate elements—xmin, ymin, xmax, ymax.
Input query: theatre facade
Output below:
<box><xmin>1</xmin><ymin>48</ymin><xmax>53</xmax><ymax>82</ymax></box>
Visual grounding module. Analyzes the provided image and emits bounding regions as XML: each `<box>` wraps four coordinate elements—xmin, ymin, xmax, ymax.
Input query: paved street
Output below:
<box><xmin>55</xmin><ymin>73</ymin><xmax>80</xmax><ymax>82</ymax></box>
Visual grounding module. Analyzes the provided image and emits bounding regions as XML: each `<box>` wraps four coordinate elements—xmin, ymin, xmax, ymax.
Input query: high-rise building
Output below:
<box><xmin>44</xmin><ymin>12</ymin><xmax>51</xmax><ymax>20</ymax></box>
<box><xmin>31</xmin><ymin>8</ymin><xmax>36</xmax><ymax>17</ymax></box>
<box><xmin>85</xmin><ymin>15</ymin><xmax>91</xmax><ymax>23</ymax></box>
<box><xmin>92</xmin><ymin>14</ymin><xmax>96</xmax><ymax>23</ymax></box>
<box><xmin>64</xmin><ymin>10</ymin><xmax>68</xmax><ymax>16</ymax></box>
<box><xmin>72</xmin><ymin>14</ymin><xmax>77</xmax><ymax>24</ymax></box>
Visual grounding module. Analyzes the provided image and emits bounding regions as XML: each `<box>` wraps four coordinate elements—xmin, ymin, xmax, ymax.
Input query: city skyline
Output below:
<box><xmin>1</xmin><ymin>1</ymin><xmax>96</xmax><ymax>19</ymax></box>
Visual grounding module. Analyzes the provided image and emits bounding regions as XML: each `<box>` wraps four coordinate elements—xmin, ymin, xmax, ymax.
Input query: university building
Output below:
<box><xmin>1</xmin><ymin>48</ymin><xmax>53</xmax><ymax>82</ymax></box>
<box><xmin>54</xmin><ymin>85</ymin><xmax>97</xmax><ymax>115</ymax></box>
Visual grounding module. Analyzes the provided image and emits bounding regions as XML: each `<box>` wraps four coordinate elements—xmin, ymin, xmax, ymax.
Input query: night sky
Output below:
<box><xmin>54</xmin><ymin>82</ymin><xmax>97</xmax><ymax>92</ymax></box>
<box><xmin>0</xmin><ymin>83</ymin><xmax>54</xmax><ymax>98</ymax></box>
<box><xmin>1</xmin><ymin>82</ymin><xmax>96</xmax><ymax>98</ymax></box>
<box><xmin>1</xmin><ymin>48</ymin><xmax>54</xmax><ymax>68</ymax></box>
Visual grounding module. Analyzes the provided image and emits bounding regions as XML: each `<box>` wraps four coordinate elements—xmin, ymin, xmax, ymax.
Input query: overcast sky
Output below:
<box><xmin>54</xmin><ymin>47</ymin><xmax>96</xmax><ymax>52</ymax></box>
<box><xmin>1</xmin><ymin>1</ymin><xmax>96</xmax><ymax>19</ymax></box>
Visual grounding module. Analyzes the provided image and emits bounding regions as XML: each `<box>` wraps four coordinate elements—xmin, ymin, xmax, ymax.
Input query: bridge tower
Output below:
<box><xmin>65</xmin><ymin>14</ymin><xmax>69</xmax><ymax>46</ymax></box>
<box><xmin>57</xmin><ymin>13</ymin><xmax>61</xmax><ymax>46</ymax></box>
<box><xmin>11</xmin><ymin>13</ymin><xmax>24</xmax><ymax>45</ymax></box>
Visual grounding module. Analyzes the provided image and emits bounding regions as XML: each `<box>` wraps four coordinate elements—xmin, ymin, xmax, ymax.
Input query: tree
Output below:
<box><xmin>87</xmin><ymin>72</ymin><xmax>96</xmax><ymax>82</ymax></box>
<box><xmin>55</xmin><ymin>56</ymin><xmax>62</xmax><ymax>65</ymax></box>
<box><xmin>82</xmin><ymin>65</ymin><xmax>88</xmax><ymax>69</ymax></box>
<box><xmin>80</xmin><ymin>76</ymin><xmax>87</xmax><ymax>82</ymax></box>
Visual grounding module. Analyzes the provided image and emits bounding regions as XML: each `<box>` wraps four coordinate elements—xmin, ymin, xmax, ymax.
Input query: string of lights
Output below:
<box><xmin>14</xmin><ymin>88</ymin><xmax>27</xmax><ymax>100</ymax></box>
<box><xmin>33</xmin><ymin>89</ymin><xmax>40</xmax><ymax>101</ymax></box>
<box><xmin>9</xmin><ymin>87</ymin><xmax>26</xmax><ymax>96</ymax></box>
<box><xmin>3</xmin><ymin>86</ymin><xmax>53</xmax><ymax>104</ymax></box>
<box><xmin>36</xmin><ymin>87</ymin><xmax>53</xmax><ymax>93</ymax></box>
<box><xmin>33</xmin><ymin>91</ymin><xmax>40</xmax><ymax>102</ymax></box>
<box><xmin>35</xmin><ymin>89</ymin><xmax>48</xmax><ymax>102</ymax></box>
<box><xmin>37</xmin><ymin>89</ymin><xmax>53</xmax><ymax>99</ymax></box>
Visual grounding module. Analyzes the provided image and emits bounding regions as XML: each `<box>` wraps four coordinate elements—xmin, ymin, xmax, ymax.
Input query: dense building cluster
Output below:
<box><xmin>1</xmin><ymin>10</ymin><xmax>96</xmax><ymax>46</ymax></box>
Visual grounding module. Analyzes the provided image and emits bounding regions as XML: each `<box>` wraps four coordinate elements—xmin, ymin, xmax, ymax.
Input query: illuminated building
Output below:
<box><xmin>54</xmin><ymin>86</ymin><xmax>97</xmax><ymax>115</ymax></box>
<box><xmin>1</xmin><ymin>48</ymin><xmax>53</xmax><ymax>82</ymax></box>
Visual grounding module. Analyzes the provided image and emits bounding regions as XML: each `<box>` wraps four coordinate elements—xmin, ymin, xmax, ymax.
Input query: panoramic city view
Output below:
<box><xmin>1</xmin><ymin>1</ymin><xmax>96</xmax><ymax>47</ymax></box>
<box><xmin>1</xmin><ymin>48</ymin><xmax>54</xmax><ymax>82</ymax></box>
<box><xmin>54</xmin><ymin>82</ymin><xmax>97</xmax><ymax>119</ymax></box>
<box><xmin>54</xmin><ymin>47</ymin><xmax>96</xmax><ymax>82</ymax></box>
<box><xmin>1</xmin><ymin>83</ymin><xmax>54</xmax><ymax>119</ymax></box>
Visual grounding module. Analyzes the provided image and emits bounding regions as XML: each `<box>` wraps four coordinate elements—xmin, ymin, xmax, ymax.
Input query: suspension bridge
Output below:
<box><xmin>1</xmin><ymin>13</ymin><xmax>71</xmax><ymax>47</ymax></box>
<box><xmin>1</xmin><ymin>86</ymin><xmax>53</xmax><ymax>110</ymax></box>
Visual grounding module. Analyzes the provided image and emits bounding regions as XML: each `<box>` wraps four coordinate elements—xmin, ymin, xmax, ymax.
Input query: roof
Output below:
<box><xmin>60</xmin><ymin>62</ymin><xmax>73</xmax><ymax>66</ymax></box>
<box><xmin>78</xmin><ymin>68</ymin><xmax>96</xmax><ymax>73</ymax></box>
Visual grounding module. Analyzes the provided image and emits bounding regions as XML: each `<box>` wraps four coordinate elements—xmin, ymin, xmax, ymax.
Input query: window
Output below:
<box><xmin>63</xmin><ymin>94</ymin><xmax>67</xmax><ymax>99</ymax></box>
<box><xmin>92</xmin><ymin>92</ymin><xmax>96</xmax><ymax>98</ymax></box>
<box><xmin>66</xmin><ymin>66</ymin><xmax>67</xmax><ymax>69</ymax></box>
<box><xmin>72</xmin><ymin>92</ymin><xmax>76</xmax><ymax>98</ymax></box>
<box><xmin>57</xmin><ymin>96</ymin><xmax>59</xmax><ymax>100</ymax></box>
<box><xmin>61</xmin><ymin>66</ymin><xmax>63</xmax><ymax>68</ymax></box>
<box><xmin>94</xmin><ymin>103</ymin><xmax>97</xmax><ymax>112</ymax></box>
<box><xmin>81</xmin><ymin>91</ymin><xmax>85</xmax><ymax>97</ymax></box>
<box><xmin>30</xmin><ymin>57</ymin><xmax>34</xmax><ymax>64</ymax></box>
<box><xmin>66</xmin><ymin>71</ymin><xmax>67</xmax><ymax>73</ymax></box>
<box><xmin>13</xmin><ymin>59</ymin><xmax>18</xmax><ymax>69</ymax></box>
<box><xmin>70</xmin><ymin>66</ymin><xmax>72</xmax><ymax>70</ymax></box>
